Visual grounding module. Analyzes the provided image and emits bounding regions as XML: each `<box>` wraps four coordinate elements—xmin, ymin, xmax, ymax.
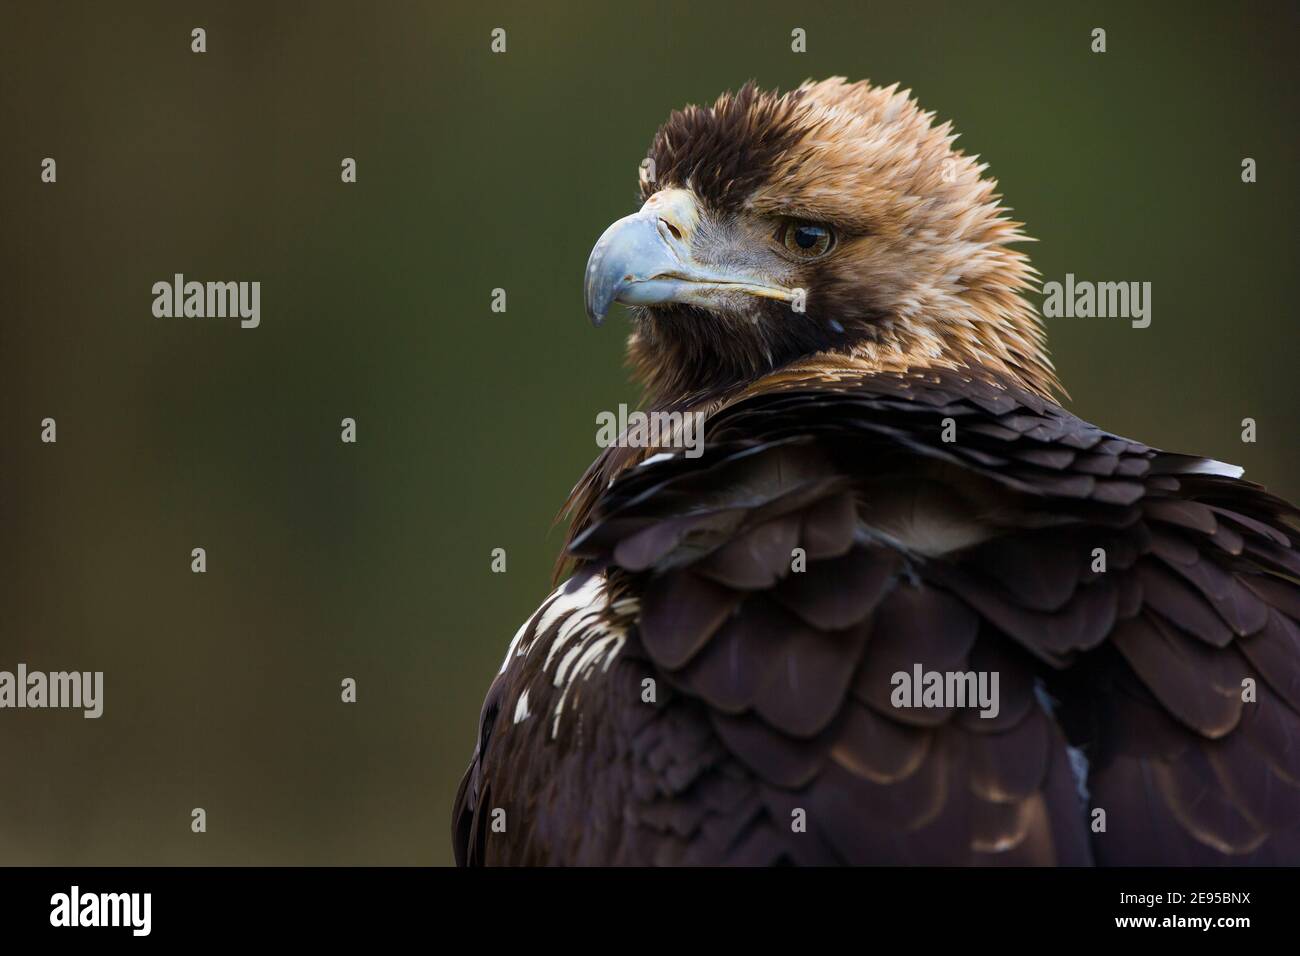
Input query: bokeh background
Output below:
<box><xmin>1</xmin><ymin>0</ymin><xmax>1296</xmax><ymax>865</ymax></box>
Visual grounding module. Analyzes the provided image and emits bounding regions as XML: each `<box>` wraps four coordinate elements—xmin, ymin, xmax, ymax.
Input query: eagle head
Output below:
<box><xmin>584</xmin><ymin>78</ymin><xmax>1059</xmax><ymax>403</ymax></box>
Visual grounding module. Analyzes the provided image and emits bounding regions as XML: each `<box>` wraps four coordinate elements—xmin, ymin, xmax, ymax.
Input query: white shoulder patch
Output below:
<box><xmin>500</xmin><ymin>573</ymin><xmax>639</xmax><ymax>738</ymax></box>
<box><xmin>498</xmin><ymin>574</ymin><xmax>601</xmax><ymax>674</ymax></box>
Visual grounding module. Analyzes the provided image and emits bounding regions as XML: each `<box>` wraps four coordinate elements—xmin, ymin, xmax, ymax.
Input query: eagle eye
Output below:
<box><xmin>778</xmin><ymin>220</ymin><xmax>835</xmax><ymax>259</ymax></box>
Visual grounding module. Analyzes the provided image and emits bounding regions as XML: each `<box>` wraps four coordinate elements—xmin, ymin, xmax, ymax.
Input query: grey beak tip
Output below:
<box><xmin>584</xmin><ymin>209</ymin><xmax>675</xmax><ymax>328</ymax></box>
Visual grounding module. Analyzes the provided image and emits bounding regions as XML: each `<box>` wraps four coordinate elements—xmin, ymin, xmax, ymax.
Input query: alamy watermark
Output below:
<box><xmin>1041</xmin><ymin>273</ymin><xmax>1151</xmax><ymax>328</ymax></box>
<box><xmin>152</xmin><ymin>273</ymin><xmax>260</xmax><ymax>328</ymax></box>
<box><xmin>0</xmin><ymin>664</ymin><xmax>103</xmax><ymax>718</ymax></box>
<box><xmin>891</xmin><ymin>664</ymin><xmax>999</xmax><ymax>719</ymax></box>
<box><xmin>50</xmin><ymin>886</ymin><xmax>150</xmax><ymax>936</ymax></box>
<box><xmin>595</xmin><ymin>404</ymin><xmax>705</xmax><ymax>458</ymax></box>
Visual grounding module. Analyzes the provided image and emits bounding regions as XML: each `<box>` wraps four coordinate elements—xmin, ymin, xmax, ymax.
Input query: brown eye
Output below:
<box><xmin>779</xmin><ymin>220</ymin><xmax>835</xmax><ymax>259</ymax></box>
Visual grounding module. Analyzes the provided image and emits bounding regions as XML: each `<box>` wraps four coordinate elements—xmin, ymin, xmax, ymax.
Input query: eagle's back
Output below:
<box><xmin>455</xmin><ymin>368</ymin><xmax>1300</xmax><ymax>865</ymax></box>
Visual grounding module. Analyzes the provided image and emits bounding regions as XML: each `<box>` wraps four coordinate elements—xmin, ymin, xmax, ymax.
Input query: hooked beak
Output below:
<box><xmin>584</xmin><ymin>188</ymin><xmax>794</xmax><ymax>326</ymax></box>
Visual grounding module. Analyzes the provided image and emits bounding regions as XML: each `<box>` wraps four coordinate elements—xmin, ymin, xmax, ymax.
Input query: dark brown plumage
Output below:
<box><xmin>453</xmin><ymin>80</ymin><xmax>1300</xmax><ymax>866</ymax></box>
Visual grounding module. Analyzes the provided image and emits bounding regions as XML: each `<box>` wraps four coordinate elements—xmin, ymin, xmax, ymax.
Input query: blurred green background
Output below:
<box><xmin>1</xmin><ymin>1</ymin><xmax>1295</xmax><ymax>865</ymax></box>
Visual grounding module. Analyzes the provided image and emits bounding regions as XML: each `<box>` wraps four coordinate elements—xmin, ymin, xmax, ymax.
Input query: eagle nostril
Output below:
<box><xmin>660</xmin><ymin>218</ymin><xmax>683</xmax><ymax>241</ymax></box>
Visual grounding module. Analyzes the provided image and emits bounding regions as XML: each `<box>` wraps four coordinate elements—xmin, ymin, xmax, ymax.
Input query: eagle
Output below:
<box><xmin>453</xmin><ymin>78</ymin><xmax>1300</xmax><ymax>865</ymax></box>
